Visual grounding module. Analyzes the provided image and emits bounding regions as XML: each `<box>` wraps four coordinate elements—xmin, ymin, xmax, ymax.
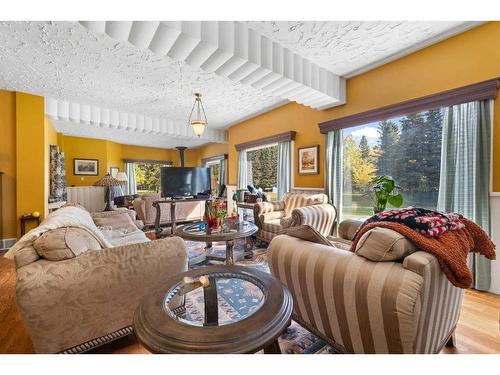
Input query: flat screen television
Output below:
<box><xmin>160</xmin><ymin>167</ymin><xmax>211</xmax><ymax>198</ymax></box>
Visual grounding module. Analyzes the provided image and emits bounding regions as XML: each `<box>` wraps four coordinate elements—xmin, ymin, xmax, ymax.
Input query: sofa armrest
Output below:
<box><xmin>290</xmin><ymin>203</ymin><xmax>338</xmax><ymax>236</ymax></box>
<box><xmin>268</xmin><ymin>235</ymin><xmax>424</xmax><ymax>353</ymax></box>
<box><xmin>338</xmin><ymin>219</ymin><xmax>364</xmax><ymax>240</ymax></box>
<box><xmin>16</xmin><ymin>237</ymin><xmax>188</xmax><ymax>353</ymax></box>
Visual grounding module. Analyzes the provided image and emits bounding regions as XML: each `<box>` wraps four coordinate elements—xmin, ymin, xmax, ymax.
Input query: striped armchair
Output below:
<box><xmin>268</xmin><ymin>220</ymin><xmax>464</xmax><ymax>354</ymax></box>
<box><xmin>253</xmin><ymin>192</ymin><xmax>336</xmax><ymax>242</ymax></box>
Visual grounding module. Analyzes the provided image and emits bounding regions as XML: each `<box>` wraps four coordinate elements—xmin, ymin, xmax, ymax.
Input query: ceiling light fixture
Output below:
<box><xmin>187</xmin><ymin>93</ymin><xmax>208</xmax><ymax>137</ymax></box>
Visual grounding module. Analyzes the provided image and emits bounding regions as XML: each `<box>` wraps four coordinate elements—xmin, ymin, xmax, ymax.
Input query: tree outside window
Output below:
<box><xmin>342</xmin><ymin>108</ymin><xmax>443</xmax><ymax>219</ymax></box>
<box><xmin>246</xmin><ymin>144</ymin><xmax>278</xmax><ymax>201</ymax></box>
<box><xmin>134</xmin><ymin>163</ymin><xmax>163</xmax><ymax>194</ymax></box>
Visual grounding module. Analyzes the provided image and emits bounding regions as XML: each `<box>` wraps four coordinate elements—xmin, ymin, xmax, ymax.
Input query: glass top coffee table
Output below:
<box><xmin>133</xmin><ymin>265</ymin><xmax>293</xmax><ymax>353</ymax></box>
<box><xmin>175</xmin><ymin>221</ymin><xmax>258</xmax><ymax>265</ymax></box>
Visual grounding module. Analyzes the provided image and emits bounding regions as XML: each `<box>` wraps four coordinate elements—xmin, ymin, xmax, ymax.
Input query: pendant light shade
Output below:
<box><xmin>188</xmin><ymin>93</ymin><xmax>208</xmax><ymax>137</ymax></box>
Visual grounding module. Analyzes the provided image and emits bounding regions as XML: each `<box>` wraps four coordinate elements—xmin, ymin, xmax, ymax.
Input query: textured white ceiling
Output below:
<box><xmin>0</xmin><ymin>20</ymin><xmax>480</xmax><ymax>148</ymax></box>
<box><xmin>0</xmin><ymin>21</ymin><xmax>282</xmax><ymax>147</ymax></box>
<box><xmin>246</xmin><ymin>21</ymin><xmax>480</xmax><ymax>77</ymax></box>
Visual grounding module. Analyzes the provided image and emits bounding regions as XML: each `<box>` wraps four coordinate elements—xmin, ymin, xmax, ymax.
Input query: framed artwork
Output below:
<box><xmin>73</xmin><ymin>158</ymin><xmax>99</xmax><ymax>176</ymax></box>
<box><xmin>110</xmin><ymin>167</ymin><xmax>119</xmax><ymax>178</ymax></box>
<box><xmin>298</xmin><ymin>145</ymin><xmax>319</xmax><ymax>175</ymax></box>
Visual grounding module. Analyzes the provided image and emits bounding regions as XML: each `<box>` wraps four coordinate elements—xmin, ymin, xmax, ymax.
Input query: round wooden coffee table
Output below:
<box><xmin>175</xmin><ymin>221</ymin><xmax>258</xmax><ymax>265</ymax></box>
<box><xmin>133</xmin><ymin>265</ymin><xmax>293</xmax><ymax>354</ymax></box>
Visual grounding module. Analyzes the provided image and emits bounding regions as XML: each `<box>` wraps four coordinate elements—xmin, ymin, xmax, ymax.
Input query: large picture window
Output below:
<box><xmin>342</xmin><ymin>108</ymin><xmax>443</xmax><ymax>219</ymax></box>
<box><xmin>134</xmin><ymin>162</ymin><xmax>169</xmax><ymax>194</ymax></box>
<box><xmin>246</xmin><ymin>144</ymin><xmax>278</xmax><ymax>201</ymax></box>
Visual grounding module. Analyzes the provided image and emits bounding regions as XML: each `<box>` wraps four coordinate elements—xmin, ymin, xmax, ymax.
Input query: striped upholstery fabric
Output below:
<box><xmin>291</xmin><ymin>204</ymin><xmax>337</xmax><ymax>237</ymax></box>
<box><xmin>283</xmin><ymin>192</ymin><xmax>328</xmax><ymax>217</ymax></box>
<box><xmin>403</xmin><ymin>252</ymin><xmax>464</xmax><ymax>353</ymax></box>
<box><xmin>268</xmin><ymin>235</ymin><xmax>464</xmax><ymax>354</ymax></box>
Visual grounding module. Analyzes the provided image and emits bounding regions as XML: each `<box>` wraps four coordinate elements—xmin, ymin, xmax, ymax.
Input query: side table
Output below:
<box><xmin>20</xmin><ymin>215</ymin><xmax>41</xmax><ymax>236</ymax></box>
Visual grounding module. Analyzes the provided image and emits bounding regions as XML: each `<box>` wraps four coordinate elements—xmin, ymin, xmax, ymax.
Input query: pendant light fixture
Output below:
<box><xmin>188</xmin><ymin>93</ymin><xmax>208</xmax><ymax>137</ymax></box>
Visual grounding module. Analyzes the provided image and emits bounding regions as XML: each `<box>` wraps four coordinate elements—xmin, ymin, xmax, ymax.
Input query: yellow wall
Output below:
<box><xmin>61</xmin><ymin>136</ymin><xmax>109</xmax><ymax>186</ymax></box>
<box><xmin>0</xmin><ymin>91</ymin><xmax>17</xmax><ymax>239</ymax></box>
<box><xmin>61</xmin><ymin>136</ymin><xmax>182</xmax><ymax>186</ymax></box>
<box><xmin>106</xmin><ymin>141</ymin><xmax>123</xmax><ymax>173</ymax></box>
<box><xmin>227</xmin><ymin>22</ymin><xmax>500</xmax><ymax>191</ymax></box>
<box><xmin>187</xmin><ymin>143</ymin><xmax>229</xmax><ymax>167</ymax></box>
<box><xmin>16</xmin><ymin>92</ymin><xmax>47</xmax><ymax>236</ymax></box>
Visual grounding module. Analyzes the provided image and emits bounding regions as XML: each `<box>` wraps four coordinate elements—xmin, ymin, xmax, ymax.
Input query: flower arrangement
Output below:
<box><xmin>204</xmin><ymin>199</ymin><xmax>228</xmax><ymax>231</ymax></box>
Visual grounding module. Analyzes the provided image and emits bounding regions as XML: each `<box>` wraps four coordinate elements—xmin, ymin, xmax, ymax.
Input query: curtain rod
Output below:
<box><xmin>318</xmin><ymin>77</ymin><xmax>500</xmax><ymax>133</ymax></box>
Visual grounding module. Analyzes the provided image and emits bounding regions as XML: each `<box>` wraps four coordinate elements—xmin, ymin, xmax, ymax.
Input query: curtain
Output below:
<box><xmin>218</xmin><ymin>158</ymin><xmax>227</xmax><ymax>195</ymax></box>
<box><xmin>325</xmin><ymin>130</ymin><xmax>344</xmax><ymax>222</ymax></box>
<box><xmin>437</xmin><ymin>100</ymin><xmax>492</xmax><ymax>291</ymax></box>
<box><xmin>277</xmin><ymin>141</ymin><xmax>292</xmax><ymax>200</ymax></box>
<box><xmin>49</xmin><ymin>145</ymin><xmax>67</xmax><ymax>202</ymax></box>
<box><xmin>125</xmin><ymin>162</ymin><xmax>137</xmax><ymax>195</ymax></box>
<box><xmin>237</xmin><ymin>151</ymin><xmax>248</xmax><ymax>190</ymax></box>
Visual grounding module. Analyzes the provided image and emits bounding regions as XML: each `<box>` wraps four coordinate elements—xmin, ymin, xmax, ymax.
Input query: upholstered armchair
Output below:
<box><xmin>253</xmin><ymin>192</ymin><xmax>336</xmax><ymax>241</ymax></box>
<box><xmin>268</xmin><ymin>220</ymin><xmax>464</xmax><ymax>354</ymax></box>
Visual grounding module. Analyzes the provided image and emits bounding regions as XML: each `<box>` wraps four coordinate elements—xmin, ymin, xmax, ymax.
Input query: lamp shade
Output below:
<box><xmin>190</xmin><ymin>120</ymin><xmax>206</xmax><ymax>137</ymax></box>
<box><xmin>93</xmin><ymin>174</ymin><xmax>121</xmax><ymax>187</ymax></box>
<box><xmin>115</xmin><ymin>172</ymin><xmax>128</xmax><ymax>183</ymax></box>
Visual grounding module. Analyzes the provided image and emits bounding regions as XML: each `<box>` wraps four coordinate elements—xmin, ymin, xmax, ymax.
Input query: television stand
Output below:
<box><xmin>153</xmin><ymin>197</ymin><xmax>211</xmax><ymax>237</ymax></box>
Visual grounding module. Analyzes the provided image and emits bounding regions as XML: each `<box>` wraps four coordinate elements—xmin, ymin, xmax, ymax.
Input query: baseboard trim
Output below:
<box><xmin>0</xmin><ymin>238</ymin><xmax>16</xmax><ymax>251</ymax></box>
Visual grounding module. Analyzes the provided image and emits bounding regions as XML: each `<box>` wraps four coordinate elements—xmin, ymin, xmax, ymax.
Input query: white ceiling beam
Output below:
<box><xmin>80</xmin><ymin>21</ymin><xmax>346</xmax><ymax>110</ymax></box>
<box><xmin>45</xmin><ymin>97</ymin><xmax>227</xmax><ymax>144</ymax></box>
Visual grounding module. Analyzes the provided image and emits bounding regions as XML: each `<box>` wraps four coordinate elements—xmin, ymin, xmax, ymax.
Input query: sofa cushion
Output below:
<box><xmin>284</xmin><ymin>225</ymin><xmax>333</xmax><ymax>247</ymax></box>
<box><xmin>279</xmin><ymin>216</ymin><xmax>294</xmax><ymax>229</ymax></box>
<box><xmin>354</xmin><ymin>227</ymin><xmax>417</xmax><ymax>262</ymax></box>
<box><xmin>261</xmin><ymin>219</ymin><xmax>283</xmax><ymax>234</ymax></box>
<box><xmin>93</xmin><ymin>212</ymin><xmax>138</xmax><ymax>232</ymax></box>
<box><xmin>33</xmin><ymin>227</ymin><xmax>102</xmax><ymax>261</ymax></box>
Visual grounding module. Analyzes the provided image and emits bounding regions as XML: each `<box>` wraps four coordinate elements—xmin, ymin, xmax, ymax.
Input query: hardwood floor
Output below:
<box><xmin>1</xmin><ymin>255</ymin><xmax>499</xmax><ymax>354</ymax></box>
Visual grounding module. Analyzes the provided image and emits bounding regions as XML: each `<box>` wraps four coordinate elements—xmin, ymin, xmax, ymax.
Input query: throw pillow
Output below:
<box><xmin>354</xmin><ymin>227</ymin><xmax>417</xmax><ymax>262</ymax></box>
<box><xmin>283</xmin><ymin>225</ymin><xmax>333</xmax><ymax>247</ymax></box>
<box><xmin>33</xmin><ymin>227</ymin><xmax>102</xmax><ymax>261</ymax></box>
<box><xmin>93</xmin><ymin>212</ymin><xmax>138</xmax><ymax>232</ymax></box>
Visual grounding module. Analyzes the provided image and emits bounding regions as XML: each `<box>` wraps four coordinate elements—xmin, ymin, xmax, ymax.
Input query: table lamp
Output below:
<box><xmin>93</xmin><ymin>173</ymin><xmax>121</xmax><ymax>211</ymax></box>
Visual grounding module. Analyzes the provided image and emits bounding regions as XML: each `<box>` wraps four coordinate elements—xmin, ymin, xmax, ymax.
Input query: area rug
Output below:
<box><xmin>182</xmin><ymin>238</ymin><xmax>337</xmax><ymax>354</ymax></box>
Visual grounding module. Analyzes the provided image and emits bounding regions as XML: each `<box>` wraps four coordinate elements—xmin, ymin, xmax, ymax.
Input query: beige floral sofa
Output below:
<box><xmin>253</xmin><ymin>192</ymin><xmax>337</xmax><ymax>241</ymax></box>
<box><xmin>5</xmin><ymin>205</ymin><xmax>188</xmax><ymax>353</ymax></box>
<box><xmin>268</xmin><ymin>220</ymin><xmax>464</xmax><ymax>354</ymax></box>
<box><xmin>133</xmin><ymin>192</ymin><xmax>204</xmax><ymax>227</ymax></box>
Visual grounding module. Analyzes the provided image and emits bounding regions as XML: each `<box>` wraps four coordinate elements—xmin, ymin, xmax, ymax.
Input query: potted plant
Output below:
<box><xmin>367</xmin><ymin>175</ymin><xmax>404</xmax><ymax>213</ymax></box>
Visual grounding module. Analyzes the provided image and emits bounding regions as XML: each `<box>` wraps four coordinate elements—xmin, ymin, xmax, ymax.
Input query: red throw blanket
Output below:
<box><xmin>350</xmin><ymin>218</ymin><xmax>496</xmax><ymax>288</ymax></box>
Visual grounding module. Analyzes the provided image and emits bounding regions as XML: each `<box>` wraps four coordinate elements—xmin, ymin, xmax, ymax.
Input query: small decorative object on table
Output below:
<box><xmin>204</xmin><ymin>199</ymin><xmax>227</xmax><ymax>233</ymax></box>
<box><xmin>366</xmin><ymin>175</ymin><xmax>404</xmax><ymax>214</ymax></box>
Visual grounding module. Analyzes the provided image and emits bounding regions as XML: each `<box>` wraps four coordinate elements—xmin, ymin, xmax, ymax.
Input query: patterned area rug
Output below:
<box><xmin>182</xmin><ymin>238</ymin><xmax>337</xmax><ymax>354</ymax></box>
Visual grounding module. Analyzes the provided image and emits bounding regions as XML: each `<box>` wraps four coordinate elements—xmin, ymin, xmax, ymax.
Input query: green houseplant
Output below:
<box><xmin>368</xmin><ymin>175</ymin><xmax>404</xmax><ymax>213</ymax></box>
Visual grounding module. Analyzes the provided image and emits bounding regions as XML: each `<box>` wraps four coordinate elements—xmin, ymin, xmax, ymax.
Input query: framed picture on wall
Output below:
<box><xmin>73</xmin><ymin>158</ymin><xmax>99</xmax><ymax>176</ymax></box>
<box><xmin>298</xmin><ymin>145</ymin><xmax>319</xmax><ymax>175</ymax></box>
<box><xmin>110</xmin><ymin>167</ymin><xmax>119</xmax><ymax>178</ymax></box>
